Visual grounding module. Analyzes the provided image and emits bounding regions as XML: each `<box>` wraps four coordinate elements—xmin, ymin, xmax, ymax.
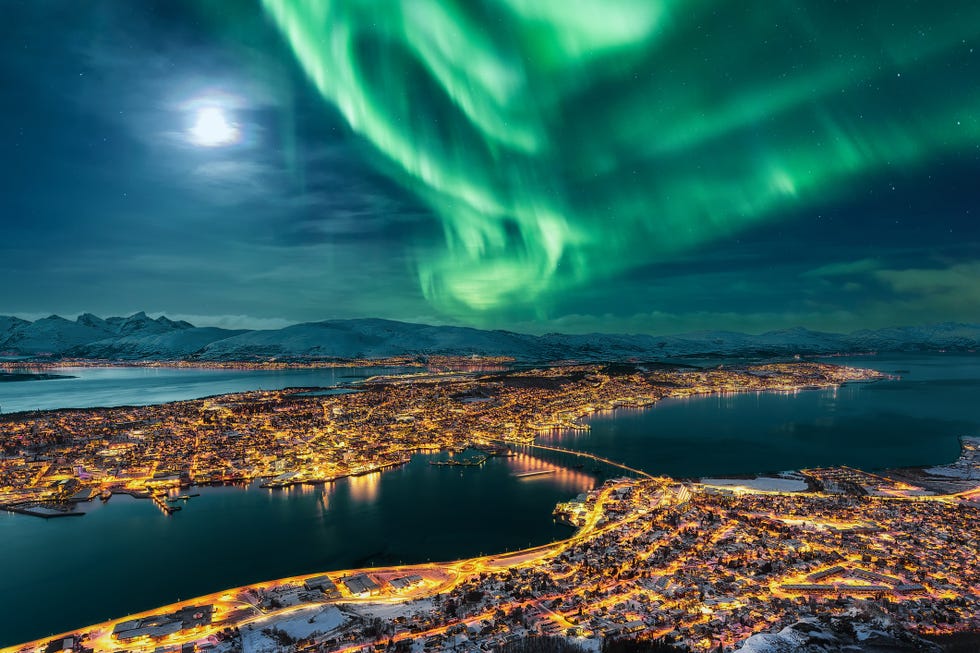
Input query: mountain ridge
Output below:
<box><xmin>0</xmin><ymin>313</ymin><xmax>977</xmax><ymax>361</ymax></box>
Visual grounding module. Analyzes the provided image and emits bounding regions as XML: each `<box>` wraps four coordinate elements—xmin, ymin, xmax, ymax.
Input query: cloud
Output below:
<box><xmin>146</xmin><ymin>313</ymin><xmax>295</xmax><ymax>330</ymax></box>
<box><xmin>872</xmin><ymin>262</ymin><xmax>980</xmax><ymax>320</ymax></box>
<box><xmin>803</xmin><ymin>258</ymin><xmax>881</xmax><ymax>278</ymax></box>
<box><xmin>5</xmin><ymin>312</ymin><xmax>55</xmax><ymax>323</ymax></box>
<box><xmin>188</xmin><ymin>160</ymin><xmax>283</xmax><ymax>206</ymax></box>
<box><xmin>874</xmin><ymin>261</ymin><xmax>980</xmax><ymax>297</ymax></box>
<box><xmin>507</xmin><ymin>309</ymin><xmax>863</xmax><ymax>337</ymax></box>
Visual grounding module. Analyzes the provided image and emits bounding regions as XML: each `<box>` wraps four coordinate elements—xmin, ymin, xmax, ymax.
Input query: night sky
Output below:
<box><xmin>2</xmin><ymin>0</ymin><xmax>979</xmax><ymax>334</ymax></box>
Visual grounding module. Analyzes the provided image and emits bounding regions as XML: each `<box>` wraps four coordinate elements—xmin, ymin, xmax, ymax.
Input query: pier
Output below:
<box><xmin>2</xmin><ymin>504</ymin><xmax>85</xmax><ymax>519</ymax></box>
<box><xmin>151</xmin><ymin>493</ymin><xmax>181</xmax><ymax>515</ymax></box>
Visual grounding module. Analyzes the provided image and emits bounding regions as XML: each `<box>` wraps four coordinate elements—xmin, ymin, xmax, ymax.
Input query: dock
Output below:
<box><xmin>151</xmin><ymin>493</ymin><xmax>182</xmax><ymax>515</ymax></box>
<box><xmin>3</xmin><ymin>504</ymin><xmax>85</xmax><ymax>519</ymax></box>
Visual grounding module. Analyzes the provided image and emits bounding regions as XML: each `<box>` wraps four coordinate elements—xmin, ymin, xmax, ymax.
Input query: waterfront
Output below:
<box><xmin>0</xmin><ymin>366</ymin><xmax>414</xmax><ymax>414</ymax></box>
<box><xmin>539</xmin><ymin>354</ymin><xmax>980</xmax><ymax>477</ymax></box>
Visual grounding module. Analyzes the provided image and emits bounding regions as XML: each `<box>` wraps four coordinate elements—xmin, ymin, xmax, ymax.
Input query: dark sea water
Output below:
<box><xmin>0</xmin><ymin>451</ymin><xmax>594</xmax><ymax>646</ymax></box>
<box><xmin>538</xmin><ymin>354</ymin><xmax>980</xmax><ymax>477</ymax></box>
<box><xmin>0</xmin><ymin>353</ymin><xmax>977</xmax><ymax>645</ymax></box>
<box><xmin>0</xmin><ymin>366</ymin><xmax>415</xmax><ymax>413</ymax></box>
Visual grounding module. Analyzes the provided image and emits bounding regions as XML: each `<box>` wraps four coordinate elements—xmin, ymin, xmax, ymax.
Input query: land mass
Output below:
<box><xmin>2</xmin><ymin>361</ymin><xmax>980</xmax><ymax>652</ymax></box>
<box><xmin>1</xmin><ymin>312</ymin><xmax>978</xmax><ymax>361</ymax></box>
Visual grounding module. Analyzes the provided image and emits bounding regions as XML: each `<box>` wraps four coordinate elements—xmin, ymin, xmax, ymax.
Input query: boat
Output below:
<box><xmin>165</xmin><ymin>493</ymin><xmax>201</xmax><ymax>503</ymax></box>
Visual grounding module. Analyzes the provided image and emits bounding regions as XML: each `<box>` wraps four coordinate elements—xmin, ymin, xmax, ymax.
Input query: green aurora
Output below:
<box><xmin>237</xmin><ymin>3</ymin><xmax>980</xmax><ymax>317</ymax></box>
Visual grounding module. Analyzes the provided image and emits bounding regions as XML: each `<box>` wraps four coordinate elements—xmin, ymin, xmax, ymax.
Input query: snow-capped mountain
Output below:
<box><xmin>67</xmin><ymin>327</ymin><xmax>248</xmax><ymax>360</ymax></box>
<box><xmin>195</xmin><ymin>319</ymin><xmax>546</xmax><ymax>360</ymax></box>
<box><xmin>0</xmin><ymin>314</ymin><xmax>115</xmax><ymax>355</ymax></box>
<box><xmin>844</xmin><ymin>322</ymin><xmax>980</xmax><ymax>351</ymax></box>
<box><xmin>0</xmin><ymin>312</ymin><xmax>232</xmax><ymax>357</ymax></box>
<box><xmin>0</xmin><ymin>313</ymin><xmax>977</xmax><ymax>361</ymax></box>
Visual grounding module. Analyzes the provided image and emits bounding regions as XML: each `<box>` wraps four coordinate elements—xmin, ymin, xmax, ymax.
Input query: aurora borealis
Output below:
<box><xmin>262</xmin><ymin>0</ymin><xmax>980</xmax><ymax>315</ymax></box>
<box><xmin>2</xmin><ymin>0</ymin><xmax>979</xmax><ymax>333</ymax></box>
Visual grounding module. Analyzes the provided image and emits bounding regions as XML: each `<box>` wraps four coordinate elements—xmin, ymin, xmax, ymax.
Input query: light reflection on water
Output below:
<box><xmin>348</xmin><ymin>471</ymin><xmax>382</xmax><ymax>503</ymax></box>
<box><xmin>506</xmin><ymin>452</ymin><xmax>596</xmax><ymax>494</ymax></box>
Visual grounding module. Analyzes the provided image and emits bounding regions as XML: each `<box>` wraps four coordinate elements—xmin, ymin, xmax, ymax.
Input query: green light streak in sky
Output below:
<box><xmin>261</xmin><ymin>0</ymin><xmax>980</xmax><ymax>317</ymax></box>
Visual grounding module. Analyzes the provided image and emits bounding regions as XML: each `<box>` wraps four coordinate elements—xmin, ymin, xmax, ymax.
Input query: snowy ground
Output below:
<box><xmin>700</xmin><ymin>477</ymin><xmax>808</xmax><ymax>492</ymax></box>
<box><xmin>923</xmin><ymin>436</ymin><xmax>979</xmax><ymax>479</ymax></box>
<box><xmin>241</xmin><ymin>605</ymin><xmax>349</xmax><ymax>653</ymax></box>
<box><xmin>356</xmin><ymin>597</ymin><xmax>435</xmax><ymax>620</ymax></box>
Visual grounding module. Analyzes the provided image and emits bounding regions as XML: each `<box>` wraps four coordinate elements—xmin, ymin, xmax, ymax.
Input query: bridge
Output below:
<box><xmin>492</xmin><ymin>439</ymin><xmax>654</xmax><ymax>479</ymax></box>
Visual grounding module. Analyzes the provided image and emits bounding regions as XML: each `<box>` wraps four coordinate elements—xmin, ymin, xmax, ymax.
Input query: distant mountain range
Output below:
<box><xmin>0</xmin><ymin>312</ymin><xmax>978</xmax><ymax>361</ymax></box>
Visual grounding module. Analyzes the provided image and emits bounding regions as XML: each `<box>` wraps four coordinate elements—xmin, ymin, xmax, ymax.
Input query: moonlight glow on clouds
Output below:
<box><xmin>261</xmin><ymin>0</ymin><xmax>980</xmax><ymax>318</ymax></box>
<box><xmin>189</xmin><ymin>106</ymin><xmax>239</xmax><ymax>147</ymax></box>
<box><xmin>180</xmin><ymin>92</ymin><xmax>246</xmax><ymax>148</ymax></box>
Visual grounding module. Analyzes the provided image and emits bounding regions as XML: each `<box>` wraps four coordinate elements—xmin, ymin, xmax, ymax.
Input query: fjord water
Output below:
<box><xmin>1</xmin><ymin>353</ymin><xmax>978</xmax><ymax>645</ymax></box>
<box><xmin>0</xmin><ymin>365</ymin><xmax>415</xmax><ymax>413</ymax></box>
<box><xmin>0</xmin><ymin>451</ymin><xmax>591</xmax><ymax>646</ymax></box>
<box><xmin>539</xmin><ymin>354</ymin><xmax>980</xmax><ymax>477</ymax></box>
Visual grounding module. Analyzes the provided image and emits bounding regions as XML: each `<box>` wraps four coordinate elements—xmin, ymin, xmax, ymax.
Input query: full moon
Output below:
<box><xmin>189</xmin><ymin>106</ymin><xmax>239</xmax><ymax>147</ymax></box>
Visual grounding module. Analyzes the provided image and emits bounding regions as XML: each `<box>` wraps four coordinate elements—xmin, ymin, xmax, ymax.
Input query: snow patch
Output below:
<box><xmin>701</xmin><ymin>477</ymin><xmax>808</xmax><ymax>492</ymax></box>
<box><xmin>241</xmin><ymin>605</ymin><xmax>349</xmax><ymax>653</ymax></box>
